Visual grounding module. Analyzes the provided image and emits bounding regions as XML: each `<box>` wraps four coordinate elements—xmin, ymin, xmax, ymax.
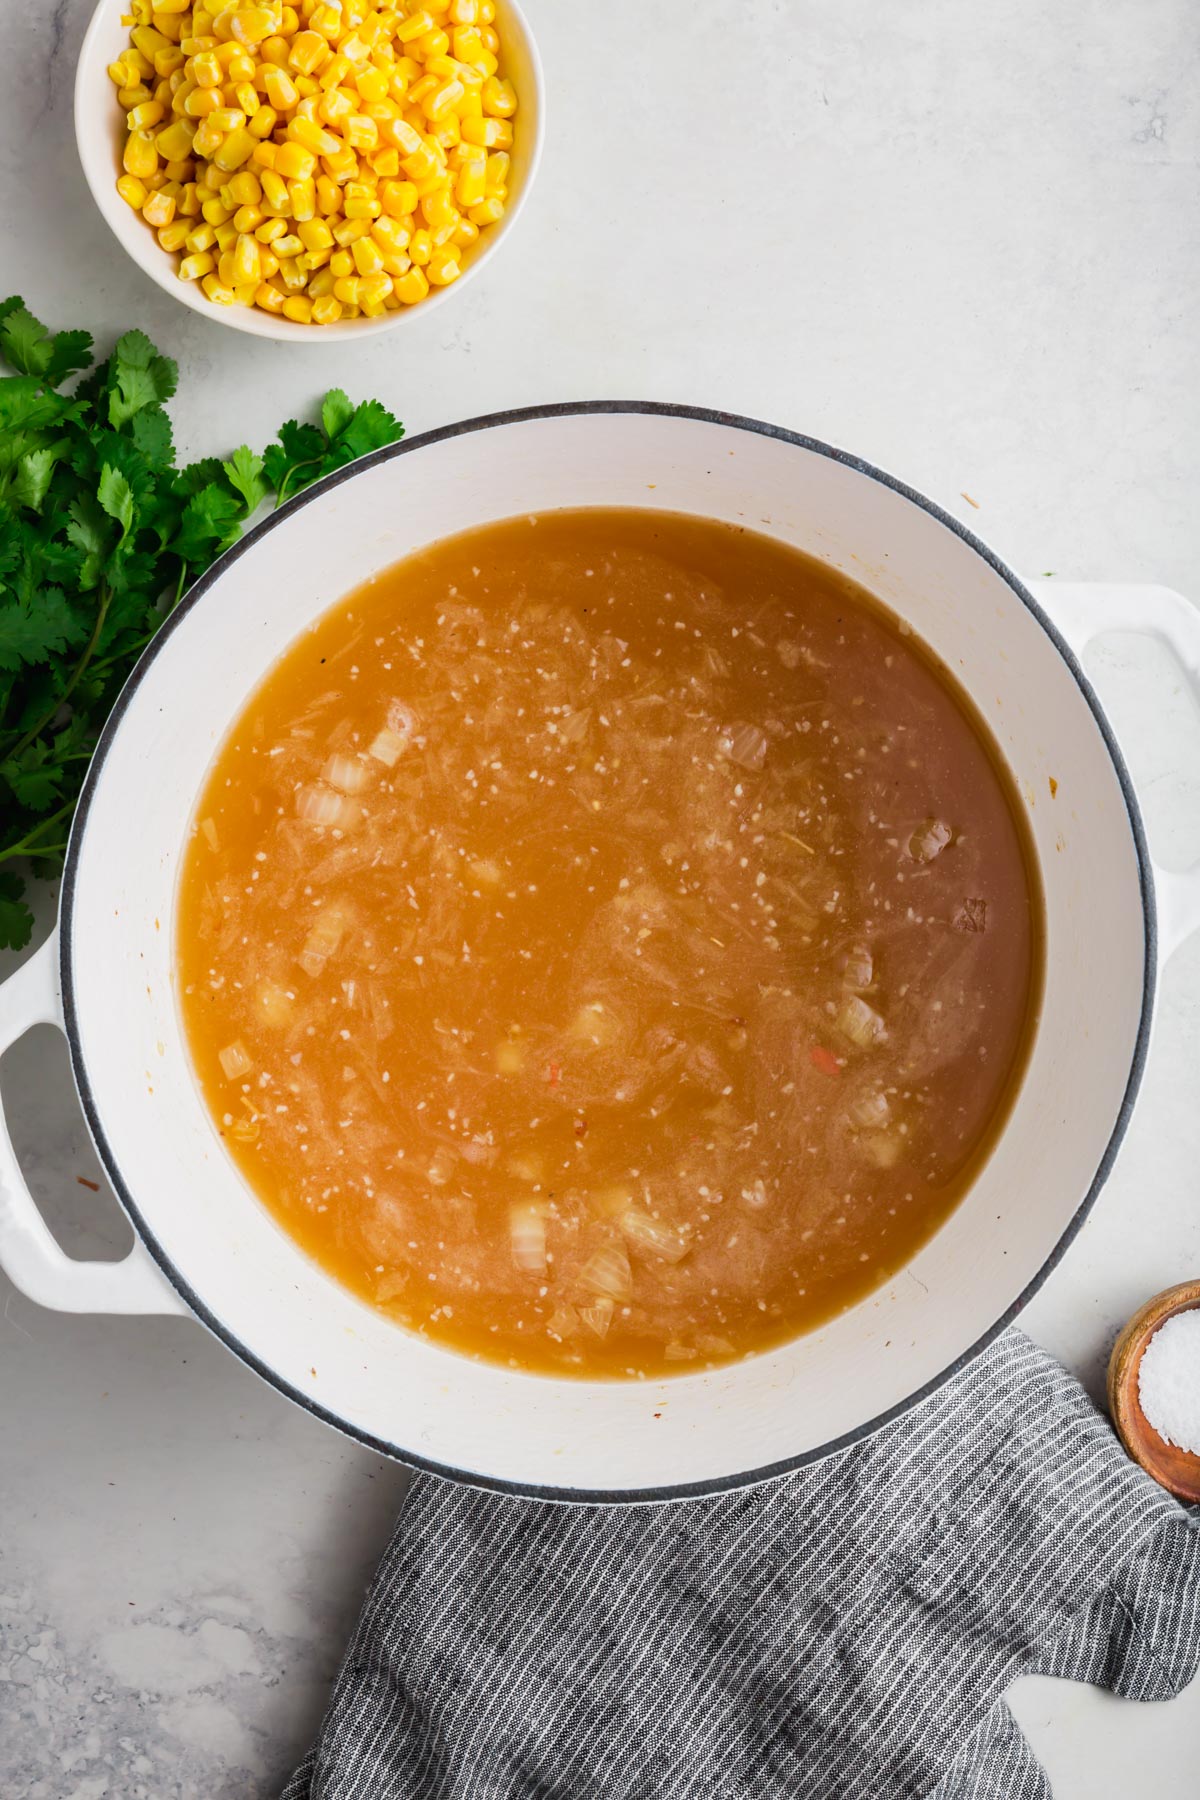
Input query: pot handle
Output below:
<box><xmin>1027</xmin><ymin>580</ymin><xmax>1200</xmax><ymax>964</ymax></box>
<box><xmin>0</xmin><ymin>931</ymin><xmax>189</xmax><ymax>1315</ymax></box>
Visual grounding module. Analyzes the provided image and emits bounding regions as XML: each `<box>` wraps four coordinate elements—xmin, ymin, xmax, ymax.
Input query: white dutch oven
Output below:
<box><xmin>2</xmin><ymin>406</ymin><xmax>1199</xmax><ymax>1502</ymax></box>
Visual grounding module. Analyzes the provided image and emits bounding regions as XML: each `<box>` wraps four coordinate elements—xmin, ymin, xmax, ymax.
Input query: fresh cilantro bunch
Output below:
<box><xmin>0</xmin><ymin>296</ymin><xmax>403</xmax><ymax>951</ymax></box>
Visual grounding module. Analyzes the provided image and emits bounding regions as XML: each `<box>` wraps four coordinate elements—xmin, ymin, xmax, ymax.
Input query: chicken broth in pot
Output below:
<box><xmin>177</xmin><ymin>510</ymin><xmax>1043</xmax><ymax>1377</ymax></box>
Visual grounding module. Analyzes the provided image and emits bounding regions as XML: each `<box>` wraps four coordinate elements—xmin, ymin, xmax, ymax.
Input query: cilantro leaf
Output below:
<box><xmin>12</xmin><ymin>444</ymin><xmax>67</xmax><ymax>512</ymax></box>
<box><xmin>327</xmin><ymin>396</ymin><xmax>405</xmax><ymax>466</ymax></box>
<box><xmin>108</xmin><ymin>330</ymin><xmax>178</xmax><ymax>428</ymax></box>
<box><xmin>0</xmin><ymin>587</ymin><xmax>87</xmax><ymax>673</ymax></box>
<box><xmin>65</xmin><ymin>494</ymin><xmax>112</xmax><ymax>591</ymax></box>
<box><xmin>97</xmin><ymin>465</ymin><xmax>136</xmax><ymax>541</ymax></box>
<box><xmin>321</xmin><ymin>388</ymin><xmax>356</xmax><ymax>441</ymax></box>
<box><xmin>1</xmin><ymin>743</ymin><xmax>64</xmax><ymax>811</ymax></box>
<box><xmin>129</xmin><ymin>406</ymin><xmax>175</xmax><ymax>468</ymax></box>
<box><xmin>0</xmin><ymin>300</ymin><xmax>92</xmax><ymax>387</ymax></box>
<box><xmin>222</xmin><ymin>445</ymin><xmax>268</xmax><ymax>515</ymax></box>
<box><xmin>262</xmin><ymin>418</ymin><xmax>325</xmax><ymax>500</ymax></box>
<box><xmin>0</xmin><ymin>871</ymin><xmax>33</xmax><ymax>952</ymax></box>
<box><xmin>172</xmin><ymin>482</ymin><xmax>246</xmax><ymax>564</ymax></box>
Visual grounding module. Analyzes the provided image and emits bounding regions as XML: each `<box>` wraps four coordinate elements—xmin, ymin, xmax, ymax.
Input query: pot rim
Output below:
<box><xmin>57</xmin><ymin>401</ymin><xmax>1158</xmax><ymax>1504</ymax></box>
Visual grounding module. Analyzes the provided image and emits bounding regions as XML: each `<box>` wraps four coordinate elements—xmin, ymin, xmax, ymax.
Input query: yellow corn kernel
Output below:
<box><xmin>227</xmin><ymin>49</ymin><xmax>258</xmax><ymax>82</ymax></box>
<box><xmin>208</xmin><ymin>107</ymin><xmax>246</xmax><ymax>132</ymax></box>
<box><xmin>249</xmin><ymin>104</ymin><xmax>278</xmax><ymax>137</ymax></box>
<box><xmin>307</xmin><ymin>266</ymin><xmax>336</xmax><ymax>296</ymax></box>
<box><xmin>214</xmin><ymin>220</ymin><xmax>238</xmax><ymax>250</ymax></box>
<box><xmin>258</xmin><ymin>248</ymin><xmax>280</xmax><ymax>278</ymax></box>
<box><xmin>332</xmin><ymin>275</ymin><xmax>361</xmax><ymax>305</ymax></box>
<box><xmin>263</xmin><ymin>64</ymin><xmax>298</xmax><ymax>109</ymax></box>
<box><xmin>380</xmin><ymin>177</ymin><xmax>417</xmax><ymax>217</ymax></box>
<box><xmin>481</xmin><ymin>24</ymin><xmax>499</xmax><ymax>50</ymax></box>
<box><xmin>420</xmin><ymin>183</ymin><xmax>457</xmax><ymax>228</ymax></box>
<box><xmin>232</xmin><ymin>231</ymin><xmax>261</xmax><ymax>283</ymax></box>
<box><xmin>254</xmin><ymin>281</ymin><xmax>286</xmax><ymax>312</ymax></box>
<box><xmin>213</xmin><ymin>126</ymin><xmax>256</xmax><ymax>170</ymax></box>
<box><xmin>108</xmin><ymin>58</ymin><xmax>133</xmax><ymax>86</ymax></box>
<box><xmin>128</xmin><ymin>99</ymin><xmax>165</xmax><ymax>130</ymax></box>
<box><xmin>280</xmin><ymin>6</ymin><xmax>300</xmax><ymax>33</ymax></box>
<box><xmin>156</xmin><ymin>45</ymin><xmax>186</xmax><ymax>76</ymax></box>
<box><xmin>232</xmin><ymin>203</ymin><xmax>263</xmax><ymax>231</ymax></box>
<box><xmin>319</xmin><ymin>84</ymin><xmax>355</xmax><ymax>126</ymax></box>
<box><xmin>123</xmin><ymin>130</ymin><xmax>161</xmax><ymax>178</ymax></box>
<box><xmin>315</xmin><ymin>174</ymin><xmax>343</xmax><ymax>212</ymax></box>
<box><xmin>192</xmin><ymin>117</ymin><xmax>225</xmax><ymax>158</ymax></box>
<box><xmin>346</xmin><ymin>112</ymin><xmax>380</xmax><ymax>151</ymax></box>
<box><xmin>259</xmin><ymin>34</ymin><xmax>290</xmax><ymax>66</ymax></box>
<box><xmin>319</xmin><ymin>50</ymin><xmax>353</xmax><ymax>91</ymax></box>
<box><xmin>422</xmin><ymin>76</ymin><xmax>462</xmax><ymax>121</ymax></box>
<box><xmin>354</xmin><ymin>64</ymin><xmax>389</xmax><ymax>105</ymax></box>
<box><xmin>295</xmin><ymin>73</ymin><xmax>321</xmax><ymax>99</ymax></box>
<box><xmin>322</xmin><ymin>144</ymin><xmax>360</xmax><ymax>182</ymax></box>
<box><xmin>406</xmin><ymin>73</ymin><xmax>438</xmax><ymax>107</ymax></box>
<box><xmin>289</xmin><ymin>177</ymin><xmax>316</xmax><ymax>219</ymax></box>
<box><xmin>481</xmin><ymin>74</ymin><xmax>515</xmax><ymax>117</ymax></box>
<box><xmin>350</xmin><ymin>234</ymin><xmax>384</xmax><ymax>275</ymax></box>
<box><xmin>412</xmin><ymin>28</ymin><xmax>450</xmax><ymax>60</ymax></box>
<box><xmin>462</xmin><ymin>184</ymin><xmax>502</xmax><ymax>222</ymax></box>
<box><xmin>461</xmin><ymin>114</ymin><xmax>509</xmax><ymax>147</ymax></box>
<box><xmin>184</xmin><ymin>84</ymin><xmax>222</xmax><ymax>115</ymax></box>
<box><xmin>367</xmin><ymin>145</ymin><xmax>400</xmax><ymax>178</ymax></box>
<box><xmin>274</xmin><ymin>141</ymin><xmax>316</xmax><ymax>182</ymax></box>
<box><xmin>358</xmin><ymin>269</ymin><xmax>393</xmax><ymax>302</ymax></box>
<box><xmin>276</xmin><ymin>257</ymin><xmax>308</xmax><ymax>291</ymax></box>
<box><xmin>201</xmin><ymin>271</ymin><xmax>236</xmax><ymax>304</ymax></box>
<box><xmin>287</xmin><ymin>114</ymin><xmax>340</xmax><ymax>155</ymax></box>
<box><xmin>255</xmin><ymin>214</ymin><xmax>289</xmax><ymax>242</ymax></box>
<box><xmin>234</xmin><ymin>80</ymin><xmax>260</xmax><ymax>115</ymax></box>
<box><xmin>394</xmin><ymin>264</ymin><xmax>428</xmax><ymax>304</ymax></box>
<box><xmin>451</xmin><ymin>26</ymin><xmax>490</xmax><ymax>71</ymax></box>
<box><xmin>371</xmin><ymin>214</ymin><xmax>409</xmax><ymax>251</ymax></box>
<box><xmin>190</xmin><ymin>49</ymin><xmax>223</xmax><ymax>87</ymax></box>
<box><xmin>484</xmin><ymin>148</ymin><xmax>508</xmax><ymax>192</ymax></box>
<box><xmin>116</xmin><ymin>173</ymin><xmax>148</xmax><ymax>209</ymax></box>
<box><xmin>119</xmin><ymin>83</ymin><xmax>156</xmax><ymax>110</ymax></box>
<box><xmin>282</xmin><ymin>294</ymin><xmax>314</xmax><ymax>322</ymax></box>
<box><xmin>343</xmin><ymin>186</ymin><xmax>380</xmax><ymax>219</ymax></box>
<box><xmin>408</xmin><ymin>226</ymin><xmax>431</xmax><ymax>265</ymax></box>
<box><xmin>427</xmin><ymin>243</ymin><xmax>460</xmax><ymax>285</ymax></box>
<box><xmin>288</xmin><ymin>30</ymin><xmax>328</xmax><ymax>75</ymax></box>
<box><xmin>217</xmin><ymin>250</ymin><xmax>238</xmax><ymax>287</ymax></box>
<box><xmin>449</xmin><ymin>0</ymin><xmax>478</xmax><ymax>20</ymax></box>
<box><xmin>179</xmin><ymin>250</ymin><xmax>216</xmax><ymax>279</ymax></box>
<box><xmin>454</xmin><ymin>146</ymin><xmax>485</xmax><ymax>208</ymax></box>
<box><xmin>154</xmin><ymin>116</ymin><xmax>196</xmax><ymax>161</ymax></box>
<box><xmin>230</xmin><ymin>8</ymin><xmax>275</xmax><ymax>46</ymax></box>
<box><xmin>311</xmin><ymin>294</ymin><xmax>343</xmax><ymax>324</ymax></box>
<box><xmin>177</xmin><ymin>180</ymin><xmax>201</xmax><ymax>215</ymax></box>
<box><xmin>297</xmin><ymin>216</ymin><xmax>334</xmax><ymax>250</ymax></box>
<box><xmin>164</xmin><ymin>153</ymin><xmax>194</xmax><ymax>180</ymax></box>
<box><xmin>333</xmin><ymin>215</ymin><xmax>371</xmax><ymax>244</ymax></box>
<box><xmin>328</xmin><ymin>247</ymin><xmax>353</xmax><ymax>276</ymax></box>
<box><xmin>310</xmin><ymin>1</ymin><xmax>342</xmax><ymax>37</ymax></box>
<box><xmin>227</xmin><ymin>168</ymin><xmax>261</xmax><ymax>204</ymax></box>
<box><xmin>260</xmin><ymin>168</ymin><xmax>291</xmax><ymax>211</ymax></box>
<box><xmin>396</xmin><ymin>10</ymin><xmax>434</xmax><ymax>42</ymax></box>
<box><xmin>271</xmin><ymin>232</ymin><xmax>304</xmax><ymax>257</ymax></box>
<box><xmin>185</xmin><ymin>219</ymin><xmax>217</xmax><ymax>250</ymax></box>
<box><xmin>252</xmin><ymin>140</ymin><xmax>278</xmax><ymax>169</ymax></box>
<box><xmin>142</xmin><ymin>188</ymin><xmax>176</xmax><ymax>226</ymax></box>
<box><xmin>297</xmin><ymin>248</ymin><xmax>332</xmax><ymax>273</ymax></box>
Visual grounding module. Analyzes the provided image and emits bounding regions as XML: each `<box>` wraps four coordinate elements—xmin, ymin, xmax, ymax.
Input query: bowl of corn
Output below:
<box><xmin>75</xmin><ymin>0</ymin><xmax>543</xmax><ymax>339</ymax></box>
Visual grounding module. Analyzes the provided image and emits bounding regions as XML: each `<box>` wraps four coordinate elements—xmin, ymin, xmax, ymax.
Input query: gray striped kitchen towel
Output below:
<box><xmin>283</xmin><ymin>1330</ymin><xmax>1200</xmax><ymax>1799</ymax></box>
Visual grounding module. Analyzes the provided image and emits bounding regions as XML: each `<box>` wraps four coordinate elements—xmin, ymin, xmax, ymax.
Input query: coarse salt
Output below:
<box><xmin>1138</xmin><ymin>1308</ymin><xmax>1200</xmax><ymax>1455</ymax></box>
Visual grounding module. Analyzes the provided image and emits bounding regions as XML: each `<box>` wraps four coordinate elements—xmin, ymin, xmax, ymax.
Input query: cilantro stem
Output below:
<box><xmin>0</xmin><ymin>801</ymin><xmax>75</xmax><ymax>867</ymax></box>
<box><xmin>274</xmin><ymin>456</ymin><xmax>324</xmax><ymax>509</ymax></box>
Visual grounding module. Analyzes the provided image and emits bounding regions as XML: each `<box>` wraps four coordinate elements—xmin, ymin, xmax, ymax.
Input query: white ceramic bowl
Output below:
<box><xmin>74</xmin><ymin>0</ymin><xmax>544</xmax><ymax>342</ymax></box>
<box><xmin>2</xmin><ymin>406</ymin><xmax>1199</xmax><ymax>1502</ymax></box>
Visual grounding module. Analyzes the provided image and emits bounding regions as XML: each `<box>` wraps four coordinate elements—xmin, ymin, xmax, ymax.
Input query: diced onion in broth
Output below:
<box><xmin>509</xmin><ymin>1202</ymin><xmax>547</xmax><ymax>1274</ymax></box>
<box><xmin>620</xmin><ymin>1208</ymin><xmax>690</xmax><ymax>1262</ymax></box>
<box><xmin>295</xmin><ymin>783</ymin><xmax>357</xmax><ymax>828</ymax></box>
<box><xmin>836</xmin><ymin>995</ymin><xmax>888</xmax><ymax>1049</ymax></box>
<box><xmin>322</xmin><ymin>753</ymin><xmax>372</xmax><ymax>794</ymax></box>
<box><xmin>218</xmin><ymin>1040</ymin><xmax>253</xmax><ymax>1080</ymax></box>
<box><xmin>580</xmin><ymin>1243</ymin><xmax>633</xmax><ymax>1303</ymax></box>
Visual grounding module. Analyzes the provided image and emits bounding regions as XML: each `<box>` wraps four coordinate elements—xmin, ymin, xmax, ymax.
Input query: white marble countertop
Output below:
<box><xmin>2</xmin><ymin>1</ymin><xmax>1199</xmax><ymax>1793</ymax></box>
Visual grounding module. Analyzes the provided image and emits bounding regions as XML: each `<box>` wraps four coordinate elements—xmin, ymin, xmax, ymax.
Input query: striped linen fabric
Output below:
<box><xmin>283</xmin><ymin>1331</ymin><xmax>1200</xmax><ymax>1799</ymax></box>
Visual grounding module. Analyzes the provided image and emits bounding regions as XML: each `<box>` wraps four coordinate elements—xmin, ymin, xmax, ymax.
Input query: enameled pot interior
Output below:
<box><xmin>63</xmin><ymin>409</ymin><xmax>1149</xmax><ymax>1497</ymax></box>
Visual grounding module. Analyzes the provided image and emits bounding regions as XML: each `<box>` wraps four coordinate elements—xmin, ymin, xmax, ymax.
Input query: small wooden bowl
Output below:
<box><xmin>1108</xmin><ymin>1279</ymin><xmax>1200</xmax><ymax>1503</ymax></box>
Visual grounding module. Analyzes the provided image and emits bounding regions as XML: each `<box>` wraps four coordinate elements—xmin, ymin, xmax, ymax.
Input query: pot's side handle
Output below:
<box><xmin>0</xmin><ymin>930</ymin><xmax>189</xmax><ymax>1316</ymax></box>
<box><xmin>1027</xmin><ymin>580</ymin><xmax>1200</xmax><ymax>965</ymax></box>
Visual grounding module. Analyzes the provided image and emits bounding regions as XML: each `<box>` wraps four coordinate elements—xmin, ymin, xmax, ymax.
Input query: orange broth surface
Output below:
<box><xmin>176</xmin><ymin>510</ymin><xmax>1043</xmax><ymax>1377</ymax></box>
